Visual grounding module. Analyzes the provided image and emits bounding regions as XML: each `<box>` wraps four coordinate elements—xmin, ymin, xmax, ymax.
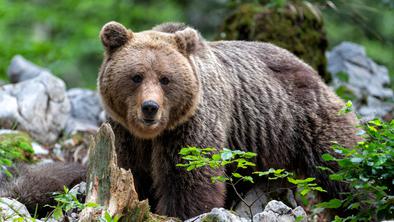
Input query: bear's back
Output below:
<box><xmin>193</xmin><ymin>40</ymin><xmax>358</xmax><ymax>171</ymax></box>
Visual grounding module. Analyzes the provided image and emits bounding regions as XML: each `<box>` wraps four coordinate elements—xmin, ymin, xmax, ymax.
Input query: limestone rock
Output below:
<box><xmin>185</xmin><ymin>208</ymin><xmax>249</xmax><ymax>222</ymax></box>
<box><xmin>234</xmin><ymin>183</ymin><xmax>297</xmax><ymax>218</ymax></box>
<box><xmin>65</xmin><ymin>88</ymin><xmax>103</xmax><ymax>134</ymax></box>
<box><xmin>7</xmin><ymin>55</ymin><xmax>46</xmax><ymax>83</ymax></box>
<box><xmin>234</xmin><ymin>186</ymin><xmax>269</xmax><ymax>218</ymax></box>
<box><xmin>253</xmin><ymin>200</ymin><xmax>307</xmax><ymax>222</ymax></box>
<box><xmin>0</xmin><ymin>198</ymin><xmax>32</xmax><ymax>221</ymax></box>
<box><xmin>0</xmin><ymin>59</ymin><xmax>70</xmax><ymax>144</ymax></box>
<box><xmin>327</xmin><ymin>42</ymin><xmax>394</xmax><ymax>121</ymax></box>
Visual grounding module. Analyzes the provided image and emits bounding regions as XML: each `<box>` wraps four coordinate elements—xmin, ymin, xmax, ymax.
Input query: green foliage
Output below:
<box><xmin>49</xmin><ymin>186</ymin><xmax>123</xmax><ymax>221</ymax></box>
<box><xmin>319</xmin><ymin>119</ymin><xmax>394</xmax><ymax>221</ymax></box>
<box><xmin>0</xmin><ymin>132</ymin><xmax>34</xmax><ymax>177</ymax></box>
<box><xmin>178</xmin><ymin>147</ymin><xmax>325</xmax><ymax>220</ymax></box>
<box><xmin>177</xmin><ymin>147</ymin><xmax>257</xmax><ymax>183</ymax></box>
<box><xmin>335</xmin><ymin>85</ymin><xmax>357</xmax><ymax>102</ymax></box>
<box><xmin>178</xmin><ymin>147</ymin><xmax>325</xmax><ymax>195</ymax></box>
<box><xmin>49</xmin><ymin>186</ymin><xmax>99</xmax><ymax>220</ymax></box>
<box><xmin>0</xmin><ymin>0</ymin><xmax>184</xmax><ymax>88</ymax></box>
<box><xmin>99</xmin><ymin>211</ymin><xmax>121</xmax><ymax>222</ymax></box>
<box><xmin>338</xmin><ymin>100</ymin><xmax>353</xmax><ymax>115</ymax></box>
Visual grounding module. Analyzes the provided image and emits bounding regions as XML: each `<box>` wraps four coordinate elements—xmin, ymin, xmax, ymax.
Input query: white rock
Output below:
<box><xmin>0</xmin><ymin>129</ymin><xmax>19</xmax><ymax>135</ymax></box>
<box><xmin>0</xmin><ymin>197</ymin><xmax>32</xmax><ymax>220</ymax></box>
<box><xmin>0</xmin><ymin>61</ymin><xmax>70</xmax><ymax>144</ymax></box>
<box><xmin>185</xmin><ymin>208</ymin><xmax>249</xmax><ymax>222</ymax></box>
<box><xmin>7</xmin><ymin>55</ymin><xmax>46</xmax><ymax>83</ymax></box>
<box><xmin>235</xmin><ymin>186</ymin><xmax>269</xmax><ymax>218</ymax></box>
<box><xmin>32</xmin><ymin>142</ymin><xmax>49</xmax><ymax>155</ymax></box>
<box><xmin>65</xmin><ymin>88</ymin><xmax>103</xmax><ymax>134</ymax></box>
<box><xmin>327</xmin><ymin>42</ymin><xmax>394</xmax><ymax>120</ymax></box>
<box><xmin>253</xmin><ymin>200</ymin><xmax>307</xmax><ymax>222</ymax></box>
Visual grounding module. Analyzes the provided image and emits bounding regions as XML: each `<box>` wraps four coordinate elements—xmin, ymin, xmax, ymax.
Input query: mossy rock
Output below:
<box><xmin>0</xmin><ymin>130</ymin><xmax>34</xmax><ymax>164</ymax></box>
<box><xmin>218</xmin><ymin>1</ymin><xmax>330</xmax><ymax>82</ymax></box>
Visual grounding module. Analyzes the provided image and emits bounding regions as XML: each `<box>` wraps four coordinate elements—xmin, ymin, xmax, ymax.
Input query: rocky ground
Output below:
<box><xmin>0</xmin><ymin>42</ymin><xmax>393</xmax><ymax>221</ymax></box>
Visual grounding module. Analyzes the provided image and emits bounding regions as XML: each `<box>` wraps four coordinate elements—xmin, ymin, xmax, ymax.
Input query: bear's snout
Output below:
<box><xmin>141</xmin><ymin>100</ymin><xmax>160</xmax><ymax>124</ymax></box>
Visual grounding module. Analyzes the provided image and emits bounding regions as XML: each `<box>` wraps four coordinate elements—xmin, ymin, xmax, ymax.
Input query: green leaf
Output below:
<box><xmin>295</xmin><ymin>216</ymin><xmax>304</xmax><ymax>222</ymax></box>
<box><xmin>186</xmin><ymin>165</ymin><xmax>195</xmax><ymax>171</ymax></box>
<box><xmin>316</xmin><ymin>199</ymin><xmax>342</xmax><ymax>209</ymax></box>
<box><xmin>202</xmin><ymin>147</ymin><xmax>215</xmax><ymax>152</ymax></box>
<box><xmin>368</xmin><ymin>125</ymin><xmax>378</xmax><ymax>132</ymax></box>
<box><xmin>53</xmin><ymin>207</ymin><xmax>63</xmax><ymax>219</ymax></box>
<box><xmin>179</xmin><ymin>148</ymin><xmax>191</xmax><ymax>155</ymax></box>
<box><xmin>287</xmin><ymin>177</ymin><xmax>297</xmax><ymax>184</ymax></box>
<box><xmin>316</xmin><ymin>166</ymin><xmax>331</xmax><ymax>171</ymax></box>
<box><xmin>211</xmin><ymin>176</ymin><xmax>228</xmax><ymax>183</ymax></box>
<box><xmin>232</xmin><ymin>173</ymin><xmax>242</xmax><ymax>178</ymax></box>
<box><xmin>302</xmin><ymin>177</ymin><xmax>316</xmax><ymax>183</ymax></box>
<box><xmin>322</xmin><ymin>153</ymin><xmax>335</xmax><ymax>161</ymax></box>
<box><xmin>369</xmin><ymin>119</ymin><xmax>382</xmax><ymax>126</ymax></box>
<box><xmin>348</xmin><ymin>202</ymin><xmax>360</xmax><ymax>209</ymax></box>
<box><xmin>85</xmin><ymin>202</ymin><xmax>100</xmax><ymax>208</ymax></box>
<box><xmin>336</xmin><ymin>71</ymin><xmax>349</xmax><ymax>83</ymax></box>
<box><xmin>104</xmin><ymin>211</ymin><xmax>112</xmax><ymax>221</ymax></box>
<box><xmin>313</xmin><ymin>187</ymin><xmax>327</xmax><ymax>192</ymax></box>
<box><xmin>243</xmin><ymin>152</ymin><xmax>257</xmax><ymax>158</ymax></box>
<box><xmin>300</xmin><ymin>188</ymin><xmax>310</xmax><ymax>196</ymax></box>
<box><xmin>212</xmin><ymin>154</ymin><xmax>221</xmax><ymax>161</ymax></box>
<box><xmin>13</xmin><ymin>218</ymin><xmax>24</xmax><ymax>222</ymax></box>
<box><xmin>329</xmin><ymin>174</ymin><xmax>344</xmax><ymax>181</ymax></box>
<box><xmin>242</xmin><ymin>176</ymin><xmax>254</xmax><ymax>183</ymax></box>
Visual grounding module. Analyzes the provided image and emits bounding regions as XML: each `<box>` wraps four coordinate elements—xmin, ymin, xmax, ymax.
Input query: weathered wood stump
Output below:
<box><xmin>79</xmin><ymin>123</ymin><xmax>178</xmax><ymax>222</ymax></box>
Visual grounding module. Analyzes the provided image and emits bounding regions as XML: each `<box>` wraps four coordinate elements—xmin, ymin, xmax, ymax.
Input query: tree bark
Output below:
<box><xmin>79</xmin><ymin>123</ymin><xmax>178</xmax><ymax>222</ymax></box>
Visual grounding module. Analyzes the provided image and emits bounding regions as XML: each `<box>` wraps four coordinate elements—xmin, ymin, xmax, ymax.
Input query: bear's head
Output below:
<box><xmin>98</xmin><ymin>21</ymin><xmax>202</xmax><ymax>139</ymax></box>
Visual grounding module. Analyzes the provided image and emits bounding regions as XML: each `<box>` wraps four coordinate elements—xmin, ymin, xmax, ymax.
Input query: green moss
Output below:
<box><xmin>0</xmin><ymin>131</ymin><xmax>34</xmax><ymax>175</ymax></box>
<box><xmin>218</xmin><ymin>1</ymin><xmax>330</xmax><ymax>82</ymax></box>
<box><xmin>201</xmin><ymin>214</ymin><xmax>221</xmax><ymax>222</ymax></box>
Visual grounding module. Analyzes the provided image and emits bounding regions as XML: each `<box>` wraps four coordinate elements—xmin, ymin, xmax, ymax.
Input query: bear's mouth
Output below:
<box><xmin>142</xmin><ymin>118</ymin><xmax>159</xmax><ymax>126</ymax></box>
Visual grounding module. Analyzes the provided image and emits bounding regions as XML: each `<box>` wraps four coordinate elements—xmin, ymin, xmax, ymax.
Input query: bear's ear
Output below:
<box><xmin>174</xmin><ymin>27</ymin><xmax>201</xmax><ymax>56</ymax></box>
<box><xmin>100</xmin><ymin>21</ymin><xmax>132</xmax><ymax>52</ymax></box>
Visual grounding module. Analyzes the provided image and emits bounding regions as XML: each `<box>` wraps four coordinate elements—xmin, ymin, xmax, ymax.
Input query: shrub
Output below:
<box><xmin>177</xmin><ymin>147</ymin><xmax>324</xmax><ymax>220</ymax></box>
<box><xmin>318</xmin><ymin>118</ymin><xmax>394</xmax><ymax>221</ymax></box>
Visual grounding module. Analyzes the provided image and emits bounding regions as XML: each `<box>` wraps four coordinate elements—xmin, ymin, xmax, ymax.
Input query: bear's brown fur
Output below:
<box><xmin>0</xmin><ymin>162</ymin><xmax>86</xmax><ymax>216</ymax></box>
<box><xmin>98</xmin><ymin>21</ymin><xmax>359</xmax><ymax>219</ymax></box>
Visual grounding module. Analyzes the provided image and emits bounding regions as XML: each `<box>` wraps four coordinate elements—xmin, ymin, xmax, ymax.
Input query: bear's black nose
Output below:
<box><xmin>141</xmin><ymin>100</ymin><xmax>159</xmax><ymax>117</ymax></box>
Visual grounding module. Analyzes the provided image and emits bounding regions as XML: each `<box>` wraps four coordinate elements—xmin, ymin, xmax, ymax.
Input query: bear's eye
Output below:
<box><xmin>160</xmin><ymin>77</ymin><xmax>170</xmax><ymax>85</ymax></box>
<box><xmin>131</xmin><ymin>74</ymin><xmax>143</xmax><ymax>83</ymax></box>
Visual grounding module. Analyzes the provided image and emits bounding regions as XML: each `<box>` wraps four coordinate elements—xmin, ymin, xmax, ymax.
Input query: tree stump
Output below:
<box><xmin>79</xmin><ymin>123</ymin><xmax>178</xmax><ymax>222</ymax></box>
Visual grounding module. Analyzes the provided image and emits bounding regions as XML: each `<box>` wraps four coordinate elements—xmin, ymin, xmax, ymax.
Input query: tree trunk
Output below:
<box><xmin>79</xmin><ymin>123</ymin><xmax>178</xmax><ymax>222</ymax></box>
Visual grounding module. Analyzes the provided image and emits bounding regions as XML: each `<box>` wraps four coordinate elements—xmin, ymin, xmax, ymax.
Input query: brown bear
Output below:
<box><xmin>98</xmin><ymin>21</ymin><xmax>359</xmax><ymax>219</ymax></box>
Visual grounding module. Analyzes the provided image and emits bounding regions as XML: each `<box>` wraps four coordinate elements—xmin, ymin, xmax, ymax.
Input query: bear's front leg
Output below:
<box><xmin>151</xmin><ymin>144</ymin><xmax>226</xmax><ymax>220</ymax></box>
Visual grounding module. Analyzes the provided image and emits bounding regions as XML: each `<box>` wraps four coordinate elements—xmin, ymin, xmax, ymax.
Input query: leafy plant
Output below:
<box><xmin>48</xmin><ymin>186</ymin><xmax>122</xmax><ymax>222</ymax></box>
<box><xmin>0</xmin><ymin>132</ymin><xmax>34</xmax><ymax>177</ymax></box>
<box><xmin>316</xmin><ymin>101</ymin><xmax>394</xmax><ymax>221</ymax></box>
<box><xmin>99</xmin><ymin>211</ymin><xmax>121</xmax><ymax>222</ymax></box>
<box><xmin>318</xmin><ymin>119</ymin><xmax>394</xmax><ymax>221</ymax></box>
<box><xmin>177</xmin><ymin>147</ymin><xmax>324</xmax><ymax>220</ymax></box>
<box><xmin>49</xmin><ymin>186</ymin><xmax>99</xmax><ymax>220</ymax></box>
